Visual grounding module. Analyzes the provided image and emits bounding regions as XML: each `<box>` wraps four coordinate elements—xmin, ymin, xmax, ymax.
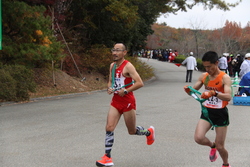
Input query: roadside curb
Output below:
<box><xmin>0</xmin><ymin>89</ymin><xmax>106</xmax><ymax>107</ymax></box>
<box><xmin>0</xmin><ymin>76</ymin><xmax>156</xmax><ymax>107</ymax></box>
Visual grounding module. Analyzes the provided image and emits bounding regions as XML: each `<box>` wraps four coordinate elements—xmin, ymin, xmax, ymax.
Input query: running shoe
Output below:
<box><xmin>209</xmin><ymin>148</ymin><xmax>218</xmax><ymax>162</ymax></box>
<box><xmin>222</xmin><ymin>165</ymin><xmax>231</xmax><ymax>167</ymax></box>
<box><xmin>146</xmin><ymin>126</ymin><xmax>155</xmax><ymax>145</ymax></box>
<box><xmin>96</xmin><ymin>154</ymin><xmax>114</xmax><ymax>166</ymax></box>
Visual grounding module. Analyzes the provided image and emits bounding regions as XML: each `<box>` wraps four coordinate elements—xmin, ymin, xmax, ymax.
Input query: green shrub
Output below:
<box><xmin>0</xmin><ymin>65</ymin><xmax>36</xmax><ymax>102</ymax></box>
<box><xmin>82</xmin><ymin>44</ymin><xmax>112</xmax><ymax>77</ymax></box>
<box><xmin>126</xmin><ymin>56</ymin><xmax>154</xmax><ymax>81</ymax></box>
<box><xmin>175</xmin><ymin>55</ymin><xmax>186</xmax><ymax>63</ymax></box>
<box><xmin>175</xmin><ymin>55</ymin><xmax>205</xmax><ymax>71</ymax></box>
<box><xmin>0</xmin><ymin>70</ymin><xmax>17</xmax><ymax>101</ymax></box>
<box><xmin>197</xmin><ymin>59</ymin><xmax>205</xmax><ymax>71</ymax></box>
<box><xmin>79</xmin><ymin>45</ymin><xmax>154</xmax><ymax>81</ymax></box>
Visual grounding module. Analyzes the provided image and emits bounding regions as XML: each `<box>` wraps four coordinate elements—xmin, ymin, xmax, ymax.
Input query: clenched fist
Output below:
<box><xmin>201</xmin><ymin>90</ymin><xmax>216</xmax><ymax>99</ymax></box>
<box><xmin>184</xmin><ymin>85</ymin><xmax>191</xmax><ymax>95</ymax></box>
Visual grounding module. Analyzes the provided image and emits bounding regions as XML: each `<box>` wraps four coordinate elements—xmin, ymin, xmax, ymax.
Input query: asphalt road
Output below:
<box><xmin>1</xmin><ymin>58</ymin><xmax>250</xmax><ymax>167</ymax></box>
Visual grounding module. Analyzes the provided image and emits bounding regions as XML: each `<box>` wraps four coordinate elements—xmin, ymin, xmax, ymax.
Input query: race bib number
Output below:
<box><xmin>113</xmin><ymin>76</ymin><xmax>125</xmax><ymax>93</ymax></box>
<box><xmin>204</xmin><ymin>96</ymin><xmax>223</xmax><ymax>108</ymax></box>
<box><xmin>114</xmin><ymin>78</ymin><xmax>122</xmax><ymax>91</ymax></box>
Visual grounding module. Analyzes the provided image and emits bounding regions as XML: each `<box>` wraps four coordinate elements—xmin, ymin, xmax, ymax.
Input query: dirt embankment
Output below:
<box><xmin>30</xmin><ymin>69</ymin><xmax>107</xmax><ymax>98</ymax></box>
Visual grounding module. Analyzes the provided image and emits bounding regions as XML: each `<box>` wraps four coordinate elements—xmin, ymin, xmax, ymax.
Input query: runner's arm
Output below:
<box><xmin>217</xmin><ymin>74</ymin><xmax>232</xmax><ymax>101</ymax></box>
<box><xmin>107</xmin><ymin>63</ymin><xmax>114</xmax><ymax>94</ymax></box>
<box><xmin>184</xmin><ymin>73</ymin><xmax>205</xmax><ymax>95</ymax></box>
<box><xmin>123</xmin><ymin>62</ymin><xmax>144</xmax><ymax>93</ymax></box>
<box><xmin>192</xmin><ymin>73</ymin><xmax>206</xmax><ymax>91</ymax></box>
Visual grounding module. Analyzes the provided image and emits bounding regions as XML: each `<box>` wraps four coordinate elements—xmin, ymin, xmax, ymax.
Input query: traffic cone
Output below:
<box><xmin>233</xmin><ymin>72</ymin><xmax>239</xmax><ymax>85</ymax></box>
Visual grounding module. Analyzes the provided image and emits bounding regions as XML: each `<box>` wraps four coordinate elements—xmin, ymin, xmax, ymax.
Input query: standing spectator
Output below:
<box><xmin>166</xmin><ymin>49</ymin><xmax>170</xmax><ymax>61</ymax></box>
<box><xmin>227</xmin><ymin>53</ymin><xmax>233</xmax><ymax>76</ymax></box>
<box><xmin>162</xmin><ymin>49</ymin><xmax>168</xmax><ymax>61</ymax></box>
<box><xmin>147</xmin><ymin>50</ymin><xmax>151</xmax><ymax>60</ymax></box>
<box><xmin>232</xmin><ymin>53</ymin><xmax>243</xmax><ymax>77</ymax></box>
<box><xmin>234</xmin><ymin>54</ymin><xmax>244</xmax><ymax>76</ymax></box>
<box><xmin>231</xmin><ymin>54</ymin><xmax>240</xmax><ymax>77</ymax></box>
<box><xmin>168</xmin><ymin>49</ymin><xmax>175</xmax><ymax>62</ymax></box>
<box><xmin>182</xmin><ymin>52</ymin><xmax>197</xmax><ymax>82</ymax></box>
<box><xmin>158</xmin><ymin>49</ymin><xmax>162</xmax><ymax>61</ymax></box>
<box><xmin>239</xmin><ymin>53</ymin><xmax>250</xmax><ymax>79</ymax></box>
<box><xmin>152</xmin><ymin>49</ymin><xmax>157</xmax><ymax>59</ymax></box>
<box><xmin>174</xmin><ymin>50</ymin><xmax>178</xmax><ymax>57</ymax></box>
<box><xmin>218</xmin><ymin>54</ymin><xmax>228</xmax><ymax>73</ymax></box>
<box><xmin>150</xmin><ymin>50</ymin><xmax>153</xmax><ymax>59</ymax></box>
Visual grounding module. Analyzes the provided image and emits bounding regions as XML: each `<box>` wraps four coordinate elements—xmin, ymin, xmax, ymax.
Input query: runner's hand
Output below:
<box><xmin>201</xmin><ymin>90</ymin><xmax>216</xmax><ymax>99</ymax></box>
<box><xmin>184</xmin><ymin>85</ymin><xmax>191</xmax><ymax>95</ymax></box>
<box><xmin>107</xmin><ymin>87</ymin><xmax>114</xmax><ymax>95</ymax></box>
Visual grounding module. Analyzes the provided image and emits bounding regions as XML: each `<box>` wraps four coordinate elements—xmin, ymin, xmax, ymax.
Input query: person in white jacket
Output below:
<box><xmin>239</xmin><ymin>53</ymin><xmax>250</xmax><ymax>79</ymax></box>
<box><xmin>218</xmin><ymin>54</ymin><xmax>228</xmax><ymax>73</ymax></box>
<box><xmin>182</xmin><ymin>52</ymin><xmax>197</xmax><ymax>82</ymax></box>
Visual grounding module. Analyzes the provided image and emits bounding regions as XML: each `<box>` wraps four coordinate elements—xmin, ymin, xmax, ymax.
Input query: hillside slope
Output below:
<box><xmin>30</xmin><ymin>69</ymin><xmax>107</xmax><ymax>98</ymax></box>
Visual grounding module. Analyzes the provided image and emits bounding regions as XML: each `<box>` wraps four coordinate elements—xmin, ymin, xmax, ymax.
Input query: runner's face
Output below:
<box><xmin>202</xmin><ymin>61</ymin><xmax>218</xmax><ymax>75</ymax></box>
<box><xmin>111</xmin><ymin>44</ymin><xmax>126</xmax><ymax>62</ymax></box>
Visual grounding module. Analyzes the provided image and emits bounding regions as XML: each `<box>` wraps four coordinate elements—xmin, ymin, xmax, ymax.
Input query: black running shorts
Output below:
<box><xmin>200</xmin><ymin>107</ymin><xmax>229</xmax><ymax>127</ymax></box>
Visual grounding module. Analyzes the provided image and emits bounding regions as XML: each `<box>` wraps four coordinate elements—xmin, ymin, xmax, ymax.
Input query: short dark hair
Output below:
<box><xmin>202</xmin><ymin>51</ymin><xmax>218</xmax><ymax>64</ymax></box>
<box><xmin>115</xmin><ymin>43</ymin><xmax>127</xmax><ymax>50</ymax></box>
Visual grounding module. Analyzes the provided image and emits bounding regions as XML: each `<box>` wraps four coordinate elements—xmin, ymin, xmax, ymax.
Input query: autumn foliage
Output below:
<box><xmin>147</xmin><ymin>21</ymin><xmax>250</xmax><ymax>57</ymax></box>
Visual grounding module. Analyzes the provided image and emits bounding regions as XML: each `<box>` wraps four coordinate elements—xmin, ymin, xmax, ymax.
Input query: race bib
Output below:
<box><xmin>204</xmin><ymin>95</ymin><xmax>223</xmax><ymax>108</ymax></box>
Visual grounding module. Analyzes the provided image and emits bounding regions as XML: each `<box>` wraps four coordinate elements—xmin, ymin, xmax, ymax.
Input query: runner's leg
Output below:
<box><xmin>106</xmin><ymin>106</ymin><xmax>121</xmax><ymax>132</ymax></box>
<box><xmin>123</xmin><ymin>109</ymin><xmax>150</xmax><ymax>136</ymax></box>
<box><xmin>194</xmin><ymin>119</ymin><xmax>214</xmax><ymax>147</ymax></box>
<box><xmin>105</xmin><ymin>106</ymin><xmax>122</xmax><ymax>157</ymax></box>
<box><xmin>123</xmin><ymin>109</ymin><xmax>137</xmax><ymax>134</ymax></box>
<box><xmin>215</xmin><ymin>126</ymin><xmax>229</xmax><ymax>165</ymax></box>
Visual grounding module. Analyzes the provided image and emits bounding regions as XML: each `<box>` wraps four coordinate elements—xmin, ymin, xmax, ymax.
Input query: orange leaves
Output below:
<box><xmin>222</xmin><ymin>20</ymin><xmax>242</xmax><ymax>39</ymax></box>
<box><xmin>42</xmin><ymin>36</ymin><xmax>52</xmax><ymax>47</ymax></box>
<box><xmin>35</xmin><ymin>30</ymin><xmax>43</xmax><ymax>36</ymax></box>
<box><xmin>34</xmin><ymin>30</ymin><xmax>52</xmax><ymax>47</ymax></box>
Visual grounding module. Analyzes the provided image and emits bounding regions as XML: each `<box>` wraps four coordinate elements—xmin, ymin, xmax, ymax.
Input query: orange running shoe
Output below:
<box><xmin>146</xmin><ymin>126</ymin><xmax>155</xmax><ymax>145</ymax></box>
<box><xmin>209</xmin><ymin>148</ymin><xmax>218</xmax><ymax>162</ymax></box>
<box><xmin>96</xmin><ymin>154</ymin><xmax>114</xmax><ymax>166</ymax></box>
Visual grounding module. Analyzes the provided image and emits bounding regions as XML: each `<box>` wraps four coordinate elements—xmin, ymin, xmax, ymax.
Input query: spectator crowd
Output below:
<box><xmin>134</xmin><ymin>49</ymin><xmax>178</xmax><ymax>62</ymax></box>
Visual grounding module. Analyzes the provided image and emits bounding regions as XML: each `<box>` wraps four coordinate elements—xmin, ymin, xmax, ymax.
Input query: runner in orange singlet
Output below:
<box><xmin>96</xmin><ymin>43</ymin><xmax>155</xmax><ymax>167</ymax></box>
<box><xmin>184</xmin><ymin>51</ymin><xmax>232</xmax><ymax>167</ymax></box>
